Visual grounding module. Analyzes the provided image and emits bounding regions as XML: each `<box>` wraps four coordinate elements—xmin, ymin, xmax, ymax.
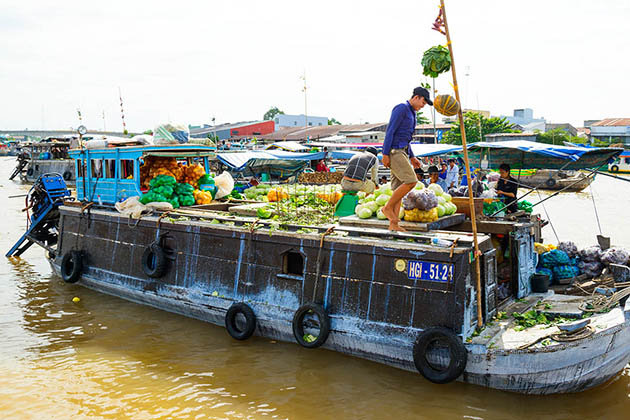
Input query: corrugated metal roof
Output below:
<box><xmin>591</xmin><ymin>118</ymin><xmax>630</xmax><ymax>127</ymax></box>
<box><xmin>258</xmin><ymin>123</ymin><xmax>386</xmax><ymax>141</ymax></box>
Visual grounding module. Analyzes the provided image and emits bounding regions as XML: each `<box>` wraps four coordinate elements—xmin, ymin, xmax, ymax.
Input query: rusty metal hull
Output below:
<box><xmin>49</xmin><ymin>206</ymin><xmax>630</xmax><ymax>394</ymax></box>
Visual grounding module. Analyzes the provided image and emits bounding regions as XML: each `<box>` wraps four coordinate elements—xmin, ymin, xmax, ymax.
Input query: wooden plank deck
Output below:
<box><xmin>338</xmin><ymin>213</ymin><xmax>465</xmax><ymax>232</ymax></box>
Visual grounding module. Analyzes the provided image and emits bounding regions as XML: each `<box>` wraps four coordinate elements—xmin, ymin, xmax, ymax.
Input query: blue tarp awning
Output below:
<box><xmin>410</xmin><ymin>143</ymin><xmax>463</xmax><ymax>157</ymax></box>
<box><xmin>464</xmin><ymin>140</ymin><xmax>623</xmax><ymax>170</ymax></box>
<box><xmin>216</xmin><ymin>150</ymin><xmax>327</xmax><ymax>178</ymax></box>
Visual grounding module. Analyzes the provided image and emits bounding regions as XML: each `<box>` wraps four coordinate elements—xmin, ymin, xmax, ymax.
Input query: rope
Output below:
<box><xmin>537</xmin><ymin>190</ymin><xmax>559</xmax><ymax>243</ymax></box>
<box><xmin>551</xmin><ymin>326</ymin><xmax>594</xmax><ymax>342</ymax></box>
<box><xmin>589</xmin><ymin>183</ymin><xmax>603</xmax><ymax>236</ymax></box>
<box><xmin>579</xmin><ymin>285</ymin><xmax>630</xmax><ymax>313</ymax></box>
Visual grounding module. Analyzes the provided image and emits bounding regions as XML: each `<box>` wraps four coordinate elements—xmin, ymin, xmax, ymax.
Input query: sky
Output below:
<box><xmin>0</xmin><ymin>0</ymin><xmax>628</xmax><ymax>133</ymax></box>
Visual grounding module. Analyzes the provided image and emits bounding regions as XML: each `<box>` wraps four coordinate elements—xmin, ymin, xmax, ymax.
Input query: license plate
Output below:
<box><xmin>407</xmin><ymin>260</ymin><xmax>454</xmax><ymax>283</ymax></box>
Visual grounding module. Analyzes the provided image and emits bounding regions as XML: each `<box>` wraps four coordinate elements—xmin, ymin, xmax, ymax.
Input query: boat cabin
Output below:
<box><xmin>68</xmin><ymin>144</ymin><xmax>216</xmax><ymax>203</ymax></box>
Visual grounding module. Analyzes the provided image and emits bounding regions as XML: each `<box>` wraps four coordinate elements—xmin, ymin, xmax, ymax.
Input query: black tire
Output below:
<box><xmin>26</xmin><ymin>168</ymin><xmax>34</xmax><ymax>177</ymax></box>
<box><xmin>61</xmin><ymin>250</ymin><xmax>82</xmax><ymax>283</ymax></box>
<box><xmin>413</xmin><ymin>327</ymin><xmax>467</xmax><ymax>384</ymax></box>
<box><xmin>292</xmin><ymin>303</ymin><xmax>330</xmax><ymax>349</ymax></box>
<box><xmin>62</xmin><ymin>171</ymin><xmax>72</xmax><ymax>181</ymax></box>
<box><xmin>545</xmin><ymin>178</ymin><xmax>556</xmax><ymax>188</ymax></box>
<box><xmin>611</xmin><ymin>165</ymin><xmax>619</xmax><ymax>173</ymax></box>
<box><xmin>142</xmin><ymin>243</ymin><xmax>167</xmax><ymax>278</ymax></box>
<box><xmin>225</xmin><ymin>303</ymin><xmax>257</xmax><ymax>340</ymax></box>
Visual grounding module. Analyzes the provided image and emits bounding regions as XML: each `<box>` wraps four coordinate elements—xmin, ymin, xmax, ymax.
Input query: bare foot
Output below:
<box><xmin>389</xmin><ymin>222</ymin><xmax>407</xmax><ymax>232</ymax></box>
<box><xmin>381</xmin><ymin>205</ymin><xmax>397</xmax><ymax>224</ymax></box>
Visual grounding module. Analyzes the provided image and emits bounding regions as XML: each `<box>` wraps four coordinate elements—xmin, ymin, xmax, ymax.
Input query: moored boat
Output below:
<box><xmin>11</xmin><ymin>139</ymin><xmax>76</xmax><ymax>184</ymax></box>
<box><xmin>7</xmin><ymin>141</ymin><xmax>630</xmax><ymax>395</ymax></box>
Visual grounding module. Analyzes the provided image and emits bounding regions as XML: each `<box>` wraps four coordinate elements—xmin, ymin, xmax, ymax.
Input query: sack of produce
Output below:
<box><xmin>149</xmin><ymin>174</ymin><xmax>177</xmax><ymax>188</ymax></box>
<box><xmin>174</xmin><ymin>183</ymin><xmax>195</xmax><ymax>196</ymax></box>
<box><xmin>402</xmin><ymin>189</ymin><xmax>438</xmax><ymax>211</ymax></box>
<box><xmin>579</xmin><ymin>245</ymin><xmax>602</xmax><ymax>263</ymax></box>
<box><xmin>152</xmin><ymin>185</ymin><xmax>174</xmax><ymax>198</ymax></box>
<box><xmin>600</xmin><ymin>247</ymin><xmax>630</xmax><ymax>266</ymax></box>
<box><xmin>557</xmin><ymin>241</ymin><xmax>579</xmax><ymax>258</ymax></box>
<box><xmin>153</xmin><ymin>123</ymin><xmax>189</xmax><ymax>145</ymax></box>
<box><xmin>139</xmin><ymin>191</ymin><xmax>168</xmax><ymax>205</ymax></box>
<box><xmin>578</xmin><ymin>261</ymin><xmax>603</xmax><ymax>278</ymax></box>
<box><xmin>540</xmin><ymin>249</ymin><xmax>570</xmax><ymax>268</ymax></box>
<box><xmin>552</xmin><ymin>264</ymin><xmax>580</xmax><ymax>280</ymax></box>
<box><xmin>214</xmin><ymin>171</ymin><xmax>235</xmax><ymax>199</ymax></box>
<box><xmin>536</xmin><ymin>267</ymin><xmax>553</xmax><ymax>280</ymax></box>
<box><xmin>403</xmin><ymin>207</ymin><xmax>438</xmax><ymax>223</ymax></box>
<box><xmin>193</xmin><ymin>189</ymin><xmax>214</xmax><ymax>205</ymax></box>
<box><xmin>518</xmin><ymin>200</ymin><xmax>533</xmax><ymax>214</ymax></box>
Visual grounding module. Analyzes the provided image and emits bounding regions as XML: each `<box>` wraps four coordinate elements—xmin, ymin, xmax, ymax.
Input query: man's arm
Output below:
<box><xmin>382</xmin><ymin>104</ymin><xmax>404</xmax><ymax>157</ymax></box>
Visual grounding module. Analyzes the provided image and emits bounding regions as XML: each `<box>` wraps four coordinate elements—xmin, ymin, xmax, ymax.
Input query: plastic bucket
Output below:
<box><xmin>531</xmin><ymin>274</ymin><xmax>550</xmax><ymax>293</ymax></box>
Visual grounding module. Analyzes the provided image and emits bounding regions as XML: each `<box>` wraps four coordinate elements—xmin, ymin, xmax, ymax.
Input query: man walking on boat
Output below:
<box><xmin>381</xmin><ymin>87</ymin><xmax>433</xmax><ymax>231</ymax></box>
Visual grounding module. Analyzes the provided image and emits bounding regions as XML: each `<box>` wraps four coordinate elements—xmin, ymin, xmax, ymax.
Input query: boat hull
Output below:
<box><xmin>47</xmin><ymin>205</ymin><xmax>630</xmax><ymax>395</ymax></box>
<box><xmin>22</xmin><ymin>159</ymin><xmax>75</xmax><ymax>185</ymax></box>
<box><xmin>49</xmin><ymin>260</ymin><xmax>630</xmax><ymax>395</ymax></box>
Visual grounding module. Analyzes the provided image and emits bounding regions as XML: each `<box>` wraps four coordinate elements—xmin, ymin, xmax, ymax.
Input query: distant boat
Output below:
<box><xmin>607</xmin><ymin>151</ymin><xmax>630</xmax><ymax>174</ymax></box>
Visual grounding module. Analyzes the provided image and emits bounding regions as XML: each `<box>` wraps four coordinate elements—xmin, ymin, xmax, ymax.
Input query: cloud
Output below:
<box><xmin>0</xmin><ymin>0</ymin><xmax>628</xmax><ymax>131</ymax></box>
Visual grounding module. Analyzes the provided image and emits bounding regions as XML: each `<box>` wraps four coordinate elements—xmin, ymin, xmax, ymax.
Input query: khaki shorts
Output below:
<box><xmin>341</xmin><ymin>178</ymin><xmax>375</xmax><ymax>194</ymax></box>
<box><xmin>389</xmin><ymin>149</ymin><xmax>417</xmax><ymax>190</ymax></box>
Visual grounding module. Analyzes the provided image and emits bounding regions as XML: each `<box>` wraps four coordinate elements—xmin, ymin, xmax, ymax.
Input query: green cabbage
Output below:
<box><xmin>421</xmin><ymin>45</ymin><xmax>452</xmax><ymax>78</ymax></box>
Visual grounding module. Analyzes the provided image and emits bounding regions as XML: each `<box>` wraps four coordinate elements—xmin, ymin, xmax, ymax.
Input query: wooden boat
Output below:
<box><xmin>7</xmin><ymin>143</ymin><xmax>630</xmax><ymax>395</ymax></box>
<box><xmin>511</xmin><ymin>169</ymin><xmax>593</xmax><ymax>192</ymax></box>
<box><xmin>12</xmin><ymin>139</ymin><xmax>75</xmax><ymax>184</ymax></box>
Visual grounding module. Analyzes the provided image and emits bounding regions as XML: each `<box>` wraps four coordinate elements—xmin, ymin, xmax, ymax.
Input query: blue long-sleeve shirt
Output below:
<box><xmin>383</xmin><ymin>101</ymin><xmax>416</xmax><ymax>158</ymax></box>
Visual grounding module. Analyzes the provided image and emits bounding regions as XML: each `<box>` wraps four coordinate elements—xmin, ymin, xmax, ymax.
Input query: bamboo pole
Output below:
<box><xmin>440</xmin><ymin>0</ymin><xmax>484</xmax><ymax>328</ymax></box>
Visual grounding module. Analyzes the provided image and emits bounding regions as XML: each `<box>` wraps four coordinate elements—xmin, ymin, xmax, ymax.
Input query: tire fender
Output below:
<box><xmin>26</xmin><ymin>168</ymin><xmax>34</xmax><ymax>177</ymax></box>
<box><xmin>292</xmin><ymin>303</ymin><xmax>330</xmax><ymax>348</ymax></box>
<box><xmin>225</xmin><ymin>303</ymin><xmax>257</xmax><ymax>340</ymax></box>
<box><xmin>142</xmin><ymin>243</ymin><xmax>167</xmax><ymax>278</ymax></box>
<box><xmin>413</xmin><ymin>326</ymin><xmax>467</xmax><ymax>384</ymax></box>
<box><xmin>611</xmin><ymin>165</ymin><xmax>619</xmax><ymax>173</ymax></box>
<box><xmin>63</xmin><ymin>171</ymin><xmax>72</xmax><ymax>181</ymax></box>
<box><xmin>545</xmin><ymin>178</ymin><xmax>556</xmax><ymax>187</ymax></box>
<box><xmin>61</xmin><ymin>250</ymin><xmax>82</xmax><ymax>283</ymax></box>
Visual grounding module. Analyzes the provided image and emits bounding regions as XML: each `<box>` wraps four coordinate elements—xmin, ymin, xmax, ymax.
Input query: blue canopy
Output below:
<box><xmin>465</xmin><ymin>140</ymin><xmax>622</xmax><ymax>170</ymax></box>
<box><xmin>410</xmin><ymin>143</ymin><xmax>463</xmax><ymax>157</ymax></box>
<box><xmin>216</xmin><ymin>150</ymin><xmax>327</xmax><ymax>178</ymax></box>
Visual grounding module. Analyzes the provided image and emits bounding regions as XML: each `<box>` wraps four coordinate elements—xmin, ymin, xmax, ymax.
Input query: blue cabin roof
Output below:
<box><xmin>69</xmin><ymin>144</ymin><xmax>216</xmax><ymax>204</ymax></box>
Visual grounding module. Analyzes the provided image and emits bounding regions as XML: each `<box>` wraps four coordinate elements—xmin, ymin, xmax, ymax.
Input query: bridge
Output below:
<box><xmin>1</xmin><ymin>129</ymin><xmax>130</xmax><ymax>139</ymax></box>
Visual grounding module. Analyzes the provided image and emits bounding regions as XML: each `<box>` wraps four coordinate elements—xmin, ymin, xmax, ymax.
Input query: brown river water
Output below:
<box><xmin>1</xmin><ymin>156</ymin><xmax>630</xmax><ymax>419</ymax></box>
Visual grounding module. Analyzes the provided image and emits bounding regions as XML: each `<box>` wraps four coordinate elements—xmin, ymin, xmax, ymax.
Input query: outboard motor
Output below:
<box><xmin>6</xmin><ymin>173</ymin><xmax>71</xmax><ymax>257</ymax></box>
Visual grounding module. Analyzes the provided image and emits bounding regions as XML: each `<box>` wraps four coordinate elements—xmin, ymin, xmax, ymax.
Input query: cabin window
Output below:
<box><xmin>283</xmin><ymin>251</ymin><xmax>304</xmax><ymax>276</ymax></box>
<box><xmin>90</xmin><ymin>159</ymin><xmax>103</xmax><ymax>178</ymax></box>
<box><xmin>104</xmin><ymin>159</ymin><xmax>116</xmax><ymax>178</ymax></box>
<box><xmin>77</xmin><ymin>159</ymin><xmax>86</xmax><ymax>178</ymax></box>
<box><xmin>625</xmin><ymin>158</ymin><xmax>630</xmax><ymax>164</ymax></box>
<box><xmin>120</xmin><ymin>160</ymin><xmax>134</xmax><ymax>179</ymax></box>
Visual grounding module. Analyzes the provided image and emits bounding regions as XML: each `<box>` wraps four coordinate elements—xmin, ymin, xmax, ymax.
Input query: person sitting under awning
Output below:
<box><xmin>315</xmin><ymin>159</ymin><xmax>329</xmax><ymax>172</ymax></box>
<box><xmin>424</xmin><ymin>165</ymin><xmax>448</xmax><ymax>191</ymax></box>
<box><xmin>496</xmin><ymin>163</ymin><xmax>518</xmax><ymax>213</ymax></box>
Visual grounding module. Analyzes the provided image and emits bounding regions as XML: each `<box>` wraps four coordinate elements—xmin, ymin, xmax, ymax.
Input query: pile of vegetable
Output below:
<box><xmin>353</xmin><ymin>183</ymin><xmax>457</xmax><ymax>222</ymax></box>
<box><xmin>421</xmin><ymin>45</ymin><xmax>452</xmax><ymax>78</ymax></box>
<box><xmin>242</xmin><ymin>183</ymin><xmax>343</xmax><ymax>203</ymax></box>
<box><xmin>139</xmin><ymin>159</ymin><xmax>220</xmax><ymax>207</ymax></box>
<box><xmin>139</xmin><ymin>175</ymin><xmax>195</xmax><ymax>208</ymax></box>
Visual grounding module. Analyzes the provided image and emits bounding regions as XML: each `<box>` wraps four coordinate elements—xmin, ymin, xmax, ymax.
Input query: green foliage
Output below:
<box><xmin>264</xmin><ymin>106</ymin><xmax>285</xmax><ymax>121</ymax></box>
<box><xmin>416</xmin><ymin>112</ymin><xmax>431</xmax><ymax>125</ymax></box>
<box><xmin>442</xmin><ymin>112</ymin><xmax>518</xmax><ymax>144</ymax></box>
<box><xmin>421</xmin><ymin>45</ymin><xmax>452</xmax><ymax>78</ymax></box>
<box><xmin>143</xmin><ymin>129</ymin><xmax>153</xmax><ymax>135</ymax></box>
<box><xmin>536</xmin><ymin>128</ymin><xmax>585</xmax><ymax>145</ymax></box>
<box><xmin>328</xmin><ymin>118</ymin><xmax>341</xmax><ymax>125</ymax></box>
